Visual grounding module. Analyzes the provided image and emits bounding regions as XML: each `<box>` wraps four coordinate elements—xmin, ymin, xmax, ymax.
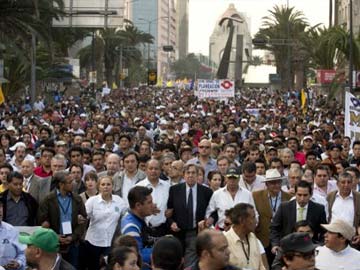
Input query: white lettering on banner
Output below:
<box><xmin>345</xmin><ymin>91</ymin><xmax>360</xmax><ymax>143</ymax></box>
<box><xmin>196</xmin><ymin>79</ymin><xmax>235</xmax><ymax>99</ymax></box>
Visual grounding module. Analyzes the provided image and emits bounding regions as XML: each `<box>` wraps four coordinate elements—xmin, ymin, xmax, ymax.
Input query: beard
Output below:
<box><xmin>26</xmin><ymin>261</ymin><xmax>39</xmax><ymax>269</ymax></box>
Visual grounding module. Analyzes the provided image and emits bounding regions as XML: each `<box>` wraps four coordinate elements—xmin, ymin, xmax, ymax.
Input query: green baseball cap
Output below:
<box><xmin>19</xmin><ymin>228</ymin><xmax>59</xmax><ymax>253</ymax></box>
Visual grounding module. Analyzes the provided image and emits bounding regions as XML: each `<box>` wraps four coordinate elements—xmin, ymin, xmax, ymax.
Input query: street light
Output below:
<box><xmin>138</xmin><ymin>17</ymin><xmax>168</xmax><ymax>71</ymax></box>
<box><xmin>349</xmin><ymin>0</ymin><xmax>354</xmax><ymax>92</ymax></box>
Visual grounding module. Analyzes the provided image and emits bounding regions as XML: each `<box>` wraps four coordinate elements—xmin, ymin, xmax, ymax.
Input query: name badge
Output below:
<box><xmin>62</xmin><ymin>221</ymin><xmax>72</xmax><ymax>235</ymax></box>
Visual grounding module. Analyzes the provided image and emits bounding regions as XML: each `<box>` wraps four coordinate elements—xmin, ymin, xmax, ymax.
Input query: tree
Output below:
<box><xmin>254</xmin><ymin>5</ymin><xmax>309</xmax><ymax>90</ymax></box>
<box><xmin>77</xmin><ymin>23</ymin><xmax>153</xmax><ymax>87</ymax></box>
<box><xmin>171</xmin><ymin>54</ymin><xmax>201</xmax><ymax>79</ymax></box>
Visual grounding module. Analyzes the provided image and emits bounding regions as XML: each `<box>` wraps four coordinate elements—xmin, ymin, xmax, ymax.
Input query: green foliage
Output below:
<box><xmin>171</xmin><ymin>53</ymin><xmax>201</xmax><ymax>79</ymax></box>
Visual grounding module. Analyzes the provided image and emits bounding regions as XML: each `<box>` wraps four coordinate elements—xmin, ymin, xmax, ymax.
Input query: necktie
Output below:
<box><xmin>187</xmin><ymin>188</ymin><xmax>194</xmax><ymax>229</ymax></box>
<box><xmin>298</xmin><ymin>207</ymin><xmax>305</xmax><ymax>221</ymax></box>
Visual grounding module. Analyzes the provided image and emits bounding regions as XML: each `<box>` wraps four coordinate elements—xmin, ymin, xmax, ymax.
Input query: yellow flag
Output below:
<box><xmin>0</xmin><ymin>84</ymin><xmax>5</xmax><ymax>105</ymax></box>
<box><xmin>301</xmin><ymin>89</ymin><xmax>307</xmax><ymax>114</ymax></box>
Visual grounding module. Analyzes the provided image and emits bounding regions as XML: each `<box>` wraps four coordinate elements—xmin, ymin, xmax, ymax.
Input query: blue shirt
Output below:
<box><xmin>56</xmin><ymin>189</ymin><xmax>72</xmax><ymax>235</ymax></box>
<box><xmin>0</xmin><ymin>221</ymin><xmax>26</xmax><ymax>270</ymax></box>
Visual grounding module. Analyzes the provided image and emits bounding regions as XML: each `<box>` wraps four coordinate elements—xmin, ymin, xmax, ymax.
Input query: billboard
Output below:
<box><xmin>197</xmin><ymin>79</ymin><xmax>235</xmax><ymax>99</ymax></box>
<box><xmin>53</xmin><ymin>0</ymin><xmax>124</xmax><ymax>28</ymax></box>
<box><xmin>316</xmin><ymin>69</ymin><xmax>336</xmax><ymax>84</ymax></box>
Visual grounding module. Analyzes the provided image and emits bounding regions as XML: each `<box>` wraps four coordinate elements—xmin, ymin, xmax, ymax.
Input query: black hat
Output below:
<box><xmin>280</xmin><ymin>232</ymin><xmax>317</xmax><ymax>253</ymax></box>
<box><xmin>226</xmin><ymin>167</ymin><xmax>240</xmax><ymax>178</ymax></box>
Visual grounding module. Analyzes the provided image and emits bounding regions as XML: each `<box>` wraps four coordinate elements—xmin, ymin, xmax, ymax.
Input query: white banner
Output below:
<box><xmin>345</xmin><ymin>91</ymin><xmax>360</xmax><ymax>142</ymax></box>
<box><xmin>197</xmin><ymin>79</ymin><xmax>235</xmax><ymax>99</ymax></box>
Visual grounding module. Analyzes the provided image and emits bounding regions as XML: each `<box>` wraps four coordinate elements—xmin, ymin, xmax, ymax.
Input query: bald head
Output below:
<box><xmin>21</xmin><ymin>160</ymin><xmax>34</xmax><ymax>178</ymax></box>
<box><xmin>106</xmin><ymin>153</ymin><xmax>120</xmax><ymax>176</ymax></box>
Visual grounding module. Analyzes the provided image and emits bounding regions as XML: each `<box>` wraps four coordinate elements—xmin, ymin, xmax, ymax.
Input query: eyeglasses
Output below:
<box><xmin>294</xmin><ymin>250</ymin><xmax>317</xmax><ymax>260</ymax></box>
<box><xmin>199</xmin><ymin>146</ymin><xmax>210</xmax><ymax>149</ymax></box>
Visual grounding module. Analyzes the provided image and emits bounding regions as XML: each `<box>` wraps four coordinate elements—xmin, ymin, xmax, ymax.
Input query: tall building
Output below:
<box><xmin>176</xmin><ymin>0</ymin><xmax>189</xmax><ymax>59</ymax></box>
<box><xmin>127</xmin><ymin>0</ymin><xmax>177</xmax><ymax>81</ymax></box>
<box><xmin>209</xmin><ymin>4</ymin><xmax>252</xmax><ymax>80</ymax></box>
<box><xmin>337</xmin><ymin>0</ymin><xmax>360</xmax><ymax>35</ymax></box>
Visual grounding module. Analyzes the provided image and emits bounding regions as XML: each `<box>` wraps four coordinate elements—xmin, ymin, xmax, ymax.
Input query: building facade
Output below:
<box><xmin>127</xmin><ymin>0</ymin><xmax>177</xmax><ymax>81</ymax></box>
<box><xmin>337</xmin><ymin>0</ymin><xmax>360</xmax><ymax>36</ymax></box>
<box><xmin>176</xmin><ymin>0</ymin><xmax>189</xmax><ymax>59</ymax></box>
<box><xmin>209</xmin><ymin>4</ymin><xmax>252</xmax><ymax>80</ymax></box>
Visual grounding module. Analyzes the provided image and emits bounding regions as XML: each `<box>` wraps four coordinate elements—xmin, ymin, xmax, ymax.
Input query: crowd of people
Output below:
<box><xmin>0</xmin><ymin>86</ymin><xmax>359</xmax><ymax>270</ymax></box>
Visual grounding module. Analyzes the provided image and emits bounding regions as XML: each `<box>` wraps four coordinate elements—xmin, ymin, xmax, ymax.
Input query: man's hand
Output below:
<box><xmin>198</xmin><ymin>220</ymin><xmax>206</xmax><ymax>232</ymax></box>
<box><xmin>170</xmin><ymin>222</ymin><xmax>180</xmax><ymax>232</ymax></box>
<box><xmin>41</xmin><ymin>221</ymin><xmax>50</xmax><ymax>228</ymax></box>
<box><xmin>59</xmin><ymin>235</ymin><xmax>72</xmax><ymax>245</ymax></box>
<box><xmin>78</xmin><ymin>214</ymin><xmax>87</xmax><ymax>224</ymax></box>
<box><xmin>165</xmin><ymin>209</ymin><xmax>173</xmax><ymax>218</ymax></box>
<box><xmin>205</xmin><ymin>217</ymin><xmax>214</xmax><ymax>227</ymax></box>
<box><xmin>352</xmin><ymin>235</ymin><xmax>360</xmax><ymax>245</ymax></box>
<box><xmin>4</xmin><ymin>260</ymin><xmax>20</xmax><ymax>269</ymax></box>
<box><xmin>152</xmin><ymin>204</ymin><xmax>160</xmax><ymax>215</ymax></box>
<box><xmin>271</xmin><ymin>245</ymin><xmax>280</xmax><ymax>254</ymax></box>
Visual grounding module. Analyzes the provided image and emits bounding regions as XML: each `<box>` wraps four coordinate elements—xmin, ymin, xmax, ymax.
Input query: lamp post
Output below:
<box><xmin>138</xmin><ymin>17</ymin><xmax>168</xmax><ymax>72</ymax></box>
<box><xmin>349</xmin><ymin>0</ymin><xmax>354</xmax><ymax>92</ymax></box>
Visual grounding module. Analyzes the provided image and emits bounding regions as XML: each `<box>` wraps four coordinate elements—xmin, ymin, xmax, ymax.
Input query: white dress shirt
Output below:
<box><xmin>122</xmin><ymin>173</ymin><xmax>138</xmax><ymax>204</ymax></box>
<box><xmin>85</xmin><ymin>194</ymin><xmax>127</xmax><ymax>247</ymax></box>
<box><xmin>239</xmin><ymin>175</ymin><xmax>266</xmax><ymax>192</ymax></box>
<box><xmin>331</xmin><ymin>192</ymin><xmax>355</xmax><ymax>226</ymax></box>
<box><xmin>316</xmin><ymin>245</ymin><xmax>360</xmax><ymax>270</ymax></box>
<box><xmin>313</xmin><ymin>180</ymin><xmax>337</xmax><ymax>198</ymax></box>
<box><xmin>136</xmin><ymin>178</ymin><xmax>170</xmax><ymax>227</ymax></box>
<box><xmin>205</xmin><ymin>186</ymin><xmax>257</xmax><ymax>228</ymax></box>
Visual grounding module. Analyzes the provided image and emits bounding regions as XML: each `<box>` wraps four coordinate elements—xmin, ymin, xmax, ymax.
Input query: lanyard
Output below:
<box><xmin>269</xmin><ymin>194</ymin><xmax>279</xmax><ymax>214</ymax></box>
<box><xmin>240</xmin><ymin>235</ymin><xmax>250</xmax><ymax>265</ymax></box>
<box><xmin>57</xmin><ymin>196</ymin><xmax>71</xmax><ymax>215</ymax></box>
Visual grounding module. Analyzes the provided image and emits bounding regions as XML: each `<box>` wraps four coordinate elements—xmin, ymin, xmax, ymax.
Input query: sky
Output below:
<box><xmin>189</xmin><ymin>0</ymin><xmax>329</xmax><ymax>56</ymax></box>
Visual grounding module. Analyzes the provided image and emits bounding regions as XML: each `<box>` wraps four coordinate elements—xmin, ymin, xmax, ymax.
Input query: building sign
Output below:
<box><xmin>197</xmin><ymin>79</ymin><xmax>235</xmax><ymax>99</ymax></box>
<box><xmin>316</xmin><ymin>70</ymin><xmax>336</xmax><ymax>84</ymax></box>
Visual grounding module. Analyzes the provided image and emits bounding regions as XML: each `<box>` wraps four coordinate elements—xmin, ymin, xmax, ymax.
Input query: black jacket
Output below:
<box><xmin>0</xmin><ymin>189</ymin><xmax>38</xmax><ymax>226</ymax></box>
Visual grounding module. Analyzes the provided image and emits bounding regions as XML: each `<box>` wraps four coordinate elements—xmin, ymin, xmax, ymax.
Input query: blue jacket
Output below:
<box><xmin>120</xmin><ymin>211</ymin><xmax>152</xmax><ymax>269</ymax></box>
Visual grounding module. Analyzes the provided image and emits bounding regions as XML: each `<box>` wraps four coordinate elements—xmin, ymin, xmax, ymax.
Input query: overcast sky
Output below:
<box><xmin>189</xmin><ymin>0</ymin><xmax>329</xmax><ymax>55</ymax></box>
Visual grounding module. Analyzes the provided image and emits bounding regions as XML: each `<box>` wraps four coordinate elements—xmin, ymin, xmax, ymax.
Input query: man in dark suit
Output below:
<box><xmin>21</xmin><ymin>159</ymin><xmax>44</xmax><ymax>203</ymax></box>
<box><xmin>167</xmin><ymin>163</ymin><xmax>213</xmax><ymax>268</ymax></box>
<box><xmin>270</xmin><ymin>180</ymin><xmax>327</xmax><ymax>254</ymax></box>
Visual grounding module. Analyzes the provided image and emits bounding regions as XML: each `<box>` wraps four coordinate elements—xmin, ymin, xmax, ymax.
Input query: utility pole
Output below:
<box><xmin>349</xmin><ymin>0</ymin><xmax>354</xmax><ymax>92</ymax></box>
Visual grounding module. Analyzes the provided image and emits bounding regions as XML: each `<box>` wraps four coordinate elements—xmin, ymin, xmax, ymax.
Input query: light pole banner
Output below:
<box><xmin>345</xmin><ymin>91</ymin><xmax>360</xmax><ymax>142</ymax></box>
<box><xmin>197</xmin><ymin>79</ymin><xmax>235</xmax><ymax>99</ymax></box>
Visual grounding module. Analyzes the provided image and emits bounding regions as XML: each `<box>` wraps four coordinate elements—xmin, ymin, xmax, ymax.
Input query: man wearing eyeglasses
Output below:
<box><xmin>187</xmin><ymin>139</ymin><xmax>217</xmax><ymax>183</ymax></box>
<box><xmin>280</xmin><ymin>232</ymin><xmax>317</xmax><ymax>270</ymax></box>
<box><xmin>316</xmin><ymin>219</ymin><xmax>360</xmax><ymax>270</ymax></box>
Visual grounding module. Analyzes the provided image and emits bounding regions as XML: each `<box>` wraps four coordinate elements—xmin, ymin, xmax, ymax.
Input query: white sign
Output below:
<box><xmin>345</xmin><ymin>91</ymin><xmax>360</xmax><ymax>142</ymax></box>
<box><xmin>197</xmin><ymin>79</ymin><xmax>235</xmax><ymax>99</ymax></box>
<box><xmin>53</xmin><ymin>0</ymin><xmax>124</xmax><ymax>28</ymax></box>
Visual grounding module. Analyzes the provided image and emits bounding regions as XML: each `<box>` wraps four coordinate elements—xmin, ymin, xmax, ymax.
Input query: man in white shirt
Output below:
<box><xmin>313</xmin><ymin>165</ymin><xmax>337</xmax><ymax>198</ymax></box>
<box><xmin>205</xmin><ymin>167</ymin><xmax>257</xmax><ymax>229</ymax></box>
<box><xmin>239</xmin><ymin>161</ymin><xmax>266</xmax><ymax>192</ymax></box>
<box><xmin>327</xmin><ymin>172</ymin><xmax>360</xmax><ymax>245</ymax></box>
<box><xmin>316</xmin><ymin>219</ymin><xmax>360</xmax><ymax>270</ymax></box>
<box><xmin>136</xmin><ymin>159</ymin><xmax>169</xmax><ymax>237</ymax></box>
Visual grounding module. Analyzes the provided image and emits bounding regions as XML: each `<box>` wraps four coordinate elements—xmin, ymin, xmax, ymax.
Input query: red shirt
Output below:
<box><xmin>33</xmin><ymin>166</ymin><xmax>52</xmax><ymax>178</ymax></box>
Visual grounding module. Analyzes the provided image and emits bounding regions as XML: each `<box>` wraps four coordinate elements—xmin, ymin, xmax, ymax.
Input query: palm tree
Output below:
<box><xmin>78</xmin><ymin>23</ymin><xmax>153</xmax><ymax>87</ymax></box>
<box><xmin>254</xmin><ymin>5</ymin><xmax>309</xmax><ymax>90</ymax></box>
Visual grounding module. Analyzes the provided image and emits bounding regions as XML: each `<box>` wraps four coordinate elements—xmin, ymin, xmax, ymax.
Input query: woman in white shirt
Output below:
<box><xmin>84</xmin><ymin>176</ymin><xmax>127</xmax><ymax>270</ymax></box>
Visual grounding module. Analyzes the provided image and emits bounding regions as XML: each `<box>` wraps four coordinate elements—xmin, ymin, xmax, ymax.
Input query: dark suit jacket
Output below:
<box><xmin>0</xmin><ymin>189</ymin><xmax>38</xmax><ymax>226</ymax></box>
<box><xmin>270</xmin><ymin>200</ymin><xmax>327</xmax><ymax>246</ymax></box>
<box><xmin>253</xmin><ymin>190</ymin><xmax>292</xmax><ymax>248</ymax></box>
<box><xmin>37</xmin><ymin>190</ymin><xmax>87</xmax><ymax>242</ymax></box>
<box><xmin>167</xmin><ymin>183</ymin><xmax>213</xmax><ymax>232</ymax></box>
<box><xmin>327</xmin><ymin>190</ymin><xmax>360</xmax><ymax>227</ymax></box>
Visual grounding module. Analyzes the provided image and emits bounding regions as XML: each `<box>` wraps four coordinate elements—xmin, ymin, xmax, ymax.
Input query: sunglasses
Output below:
<box><xmin>199</xmin><ymin>146</ymin><xmax>210</xmax><ymax>149</ymax></box>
